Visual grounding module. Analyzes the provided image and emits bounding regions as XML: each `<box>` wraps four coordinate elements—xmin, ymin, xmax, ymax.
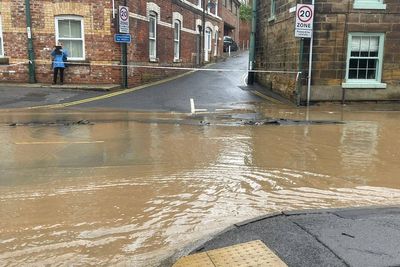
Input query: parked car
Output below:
<box><xmin>223</xmin><ymin>36</ymin><xmax>238</xmax><ymax>52</ymax></box>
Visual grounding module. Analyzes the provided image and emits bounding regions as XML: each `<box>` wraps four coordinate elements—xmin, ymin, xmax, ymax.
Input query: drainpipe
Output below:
<box><xmin>202</xmin><ymin>0</ymin><xmax>206</xmax><ymax>65</ymax></box>
<box><xmin>247</xmin><ymin>0</ymin><xmax>257</xmax><ymax>85</ymax></box>
<box><xmin>25</xmin><ymin>0</ymin><xmax>36</xmax><ymax>83</ymax></box>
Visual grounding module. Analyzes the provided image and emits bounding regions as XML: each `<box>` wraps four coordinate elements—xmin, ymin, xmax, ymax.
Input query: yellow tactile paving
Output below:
<box><xmin>173</xmin><ymin>240</ymin><xmax>288</xmax><ymax>267</ymax></box>
<box><xmin>173</xmin><ymin>252</ymin><xmax>215</xmax><ymax>267</ymax></box>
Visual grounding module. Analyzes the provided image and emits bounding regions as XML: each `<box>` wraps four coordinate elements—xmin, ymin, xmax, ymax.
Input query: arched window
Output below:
<box><xmin>173</xmin><ymin>20</ymin><xmax>181</xmax><ymax>61</ymax></box>
<box><xmin>149</xmin><ymin>12</ymin><xmax>157</xmax><ymax>60</ymax></box>
<box><xmin>55</xmin><ymin>15</ymin><xmax>85</xmax><ymax>60</ymax></box>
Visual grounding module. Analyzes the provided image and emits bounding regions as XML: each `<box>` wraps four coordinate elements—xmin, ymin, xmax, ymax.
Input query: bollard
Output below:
<box><xmin>229</xmin><ymin>45</ymin><xmax>231</xmax><ymax>57</ymax></box>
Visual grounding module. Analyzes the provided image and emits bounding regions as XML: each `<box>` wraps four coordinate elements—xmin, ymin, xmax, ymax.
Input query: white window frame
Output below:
<box><xmin>149</xmin><ymin>12</ymin><xmax>157</xmax><ymax>61</ymax></box>
<box><xmin>268</xmin><ymin>0</ymin><xmax>276</xmax><ymax>22</ymax></box>
<box><xmin>55</xmin><ymin>15</ymin><xmax>85</xmax><ymax>61</ymax></box>
<box><xmin>206</xmin><ymin>27</ymin><xmax>212</xmax><ymax>52</ymax></box>
<box><xmin>173</xmin><ymin>20</ymin><xmax>181</xmax><ymax>61</ymax></box>
<box><xmin>214</xmin><ymin>30</ymin><xmax>218</xmax><ymax>56</ymax></box>
<box><xmin>0</xmin><ymin>16</ymin><xmax>4</xmax><ymax>57</ymax></box>
<box><xmin>342</xmin><ymin>32</ymin><xmax>386</xmax><ymax>89</ymax></box>
<box><xmin>354</xmin><ymin>0</ymin><xmax>386</xmax><ymax>10</ymax></box>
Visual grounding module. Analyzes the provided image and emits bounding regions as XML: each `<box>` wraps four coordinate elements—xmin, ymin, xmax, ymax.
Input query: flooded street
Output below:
<box><xmin>1</xmin><ymin>104</ymin><xmax>400</xmax><ymax>266</ymax></box>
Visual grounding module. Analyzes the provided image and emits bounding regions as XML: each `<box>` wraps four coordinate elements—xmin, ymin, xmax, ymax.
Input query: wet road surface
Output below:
<box><xmin>1</xmin><ymin>103</ymin><xmax>400</xmax><ymax>266</ymax></box>
<box><xmin>75</xmin><ymin>53</ymin><xmax>260</xmax><ymax>112</ymax></box>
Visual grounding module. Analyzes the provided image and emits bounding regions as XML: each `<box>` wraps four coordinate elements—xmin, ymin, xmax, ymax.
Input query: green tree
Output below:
<box><xmin>240</xmin><ymin>4</ymin><xmax>252</xmax><ymax>21</ymax></box>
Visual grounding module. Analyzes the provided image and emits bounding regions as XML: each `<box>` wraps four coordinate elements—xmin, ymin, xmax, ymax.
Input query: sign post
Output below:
<box><xmin>295</xmin><ymin>3</ymin><xmax>315</xmax><ymax>106</ymax></box>
<box><xmin>119</xmin><ymin>5</ymin><xmax>129</xmax><ymax>88</ymax></box>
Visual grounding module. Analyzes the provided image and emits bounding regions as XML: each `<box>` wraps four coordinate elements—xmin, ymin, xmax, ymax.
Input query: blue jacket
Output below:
<box><xmin>51</xmin><ymin>50</ymin><xmax>68</xmax><ymax>69</ymax></box>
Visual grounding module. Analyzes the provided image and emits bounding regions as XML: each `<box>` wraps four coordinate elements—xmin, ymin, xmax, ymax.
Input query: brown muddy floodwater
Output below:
<box><xmin>1</xmin><ymin>103</ymin><xmax>400</xmax><ymax>266</ymax></box>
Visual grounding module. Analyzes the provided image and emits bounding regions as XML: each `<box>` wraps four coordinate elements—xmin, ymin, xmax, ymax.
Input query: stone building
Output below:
<box><xmin>0</xmin><ymin>0</ymin><xmax>223</xmax><ymax>86</ymax></box>
<box><xmin>255</xmin><ymin>0</ymin><xmax>400</xmax><ymax>103</ymax></box>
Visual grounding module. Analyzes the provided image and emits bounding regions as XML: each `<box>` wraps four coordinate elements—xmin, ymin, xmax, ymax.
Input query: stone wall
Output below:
<box><xmin>255</xmin><ymin>0</ymin><xmax>400</xmax><ymax>102</ymax></box>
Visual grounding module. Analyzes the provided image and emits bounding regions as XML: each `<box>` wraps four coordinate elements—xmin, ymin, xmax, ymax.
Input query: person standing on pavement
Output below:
<box><xmin>51</xmin><ymin>44</ymin><xmax>68</xmax><ymax>85</ymax></box>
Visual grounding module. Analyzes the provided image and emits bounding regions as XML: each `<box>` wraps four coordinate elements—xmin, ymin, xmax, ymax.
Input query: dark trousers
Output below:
<box><xmin>53</xmin><ymin>67</ymin><xmax>64</xmax><ymax>84</ymax></box>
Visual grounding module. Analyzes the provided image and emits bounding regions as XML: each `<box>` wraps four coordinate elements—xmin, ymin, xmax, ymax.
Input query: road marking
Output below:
<box><xmin>241</xmin><ymin>73</ymin><xmax>248</xmax><ymax>86</ymax></box>
<box><xmin>190</xmin><ymin>98</ymin><xmax>208</xmax><ymax>114</ymax></box>
<box><xmin>22</xmin><ymin>71</ymin><xmax>196</xmax><ymax>110</ymax></box>
<box><xmin>251</xmin><ymin>90</ymin><xmax>283</xmax><ymax>104</ymax></box>
<box><xmin>14</xmin><ymin>141</ymin><xmax>105</xmax><ymax>145</ymax></box>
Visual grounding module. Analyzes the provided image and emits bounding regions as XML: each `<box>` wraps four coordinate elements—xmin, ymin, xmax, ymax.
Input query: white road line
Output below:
<box><xmin>14</xmin><ymin>141</ymin><xmax>105</xmax><ymax>145</ymax></box>
<box><xmin>190</xmin><ymin>98</ymin><xmax>208</xmax><ymax>114</ymax></box>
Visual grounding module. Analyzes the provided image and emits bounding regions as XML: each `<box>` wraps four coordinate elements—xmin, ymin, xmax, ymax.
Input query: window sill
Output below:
<box><xmin>173</xmin><ymin>59</ymin><xmax>182</xmax><ymax>63</ymax></box>
<box><xmin>268</xmin><ymin>16</ymin><xmax>276</xmax><ymax>23</ymax></box>
<box><xmin>66</xmin><ymin>59</ymin><xmax>89</xmax><ymax>66</ymax></box>
<box><xmin>353</xmin><ymin>3</ymin><xmax>386</xmax><ymax>10</ymax></box>
<box><xmin>149</xmin><ymin>58</ymin><xmax>159</xmax><ymax>63</ymax></box>
<box><xmin>342</xmin><ymin>81</ymin><xmax>387</xmax><ymax>89</ymax></box>
<box><xmin>0</xmin><ymin>57</ymin><xmax>10</xmax><ymax>65</ymax></box>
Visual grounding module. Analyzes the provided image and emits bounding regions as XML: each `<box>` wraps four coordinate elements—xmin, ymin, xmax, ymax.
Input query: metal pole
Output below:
<box><xmin>121</xmin><ymin>0</ymin><xmax>128</xmax><ymax>88</ymax></box>
<box><xmin>25</xmin><ymin>0</ymin><xmax>36</xmax><ymax>83</ymax></box>
<box><xmin>306</xmin><ymin>0</ymin><xmax>315</xmax><ymax>106</ymax></box>
<box><xmin>247</xmin><ymin>0</ymin><xmax>257</xmax><ymax>85</ymax></box>
<box><xmin>297</xmin><ymin>38</ymin><xmax>304</xmax><ymax>106</ymax></box>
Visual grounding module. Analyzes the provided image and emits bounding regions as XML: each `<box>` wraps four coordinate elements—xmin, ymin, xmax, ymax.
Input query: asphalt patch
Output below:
<box><xmin>8</xmin><ymin>120</ymin><xmax>93</xmax><ymax>127</ymax></box>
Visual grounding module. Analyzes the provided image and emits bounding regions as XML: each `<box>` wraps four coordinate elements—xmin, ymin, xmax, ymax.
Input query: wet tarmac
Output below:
<box><xmin>1</xmin><ymin>103</ymin><xmax>400</xmax><ymax>266</ymax></box>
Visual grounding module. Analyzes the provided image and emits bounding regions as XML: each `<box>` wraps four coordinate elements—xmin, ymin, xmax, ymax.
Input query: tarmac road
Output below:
<box><xmin>75</xmin><ymin>52</ymin><xmax>262</xmax><ymax>112</ymax></box>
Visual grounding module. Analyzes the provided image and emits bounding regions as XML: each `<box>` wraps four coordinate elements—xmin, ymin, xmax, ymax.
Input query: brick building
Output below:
<box><xmin>222</xmin><ymin>0</ymin><xmax>241</xmax><ymax>42</ymax></box>
<box><xmin>238</xmin><ymin>0</ymin><xmax>251</xmax><ymax>50</ymax></box>
<box><xmin>0</xmin><ymin>0</ymin><xmax>223</xmax><ymax>86</ymax></box>
<box><xmin>255</xmin><ymin>0</ymin><xmax>400</xmax><ymax>103</ymax></box>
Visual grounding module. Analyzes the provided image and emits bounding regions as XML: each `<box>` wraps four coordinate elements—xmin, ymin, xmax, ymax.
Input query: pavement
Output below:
<box><xmin>0</xmin><ymin>83</ymin><xmax>118</xmax><ymax>91</ymax></box>
<box><xmin>167</xmin><ymin>206</ymin><xmax>400</xmax><ymax>267</ymax></box>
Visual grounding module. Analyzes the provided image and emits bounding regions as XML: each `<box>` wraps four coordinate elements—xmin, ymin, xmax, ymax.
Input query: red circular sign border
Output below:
<box><xmin>297</xmin><ymin>6</ymin><xmax>313</xmax><ymax>23</ymax></box>
<box><xmin>120</xmin><ymin>7</ymin><xmax>129</xmax><ymax>22</ymax></box>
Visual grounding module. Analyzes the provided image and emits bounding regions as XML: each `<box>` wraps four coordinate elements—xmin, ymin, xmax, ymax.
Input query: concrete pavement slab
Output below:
<box><xmin>290</xmin><ymin>213</ymin><xmax>400</xmax><ymax>267</ymax></box>
<box><xmin>175</xmin><ymin>207</ymin><xmax>400</xmax><ymax>267</ymax></box>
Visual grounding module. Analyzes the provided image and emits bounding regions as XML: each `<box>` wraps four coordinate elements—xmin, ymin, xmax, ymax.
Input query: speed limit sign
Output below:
<box><xmin>119</xmin><ymin>6</ymin><xmax>129</xmax><ymax>34</ymax></box>
<box><xmin>295</xmin><ymin>4</ymin><xmax>314</xmax><ymax>38</ymax></box>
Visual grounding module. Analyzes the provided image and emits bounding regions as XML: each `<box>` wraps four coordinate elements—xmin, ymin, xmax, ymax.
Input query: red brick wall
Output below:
<box><xmin>0</xmin><ymin>0</ymin><xmax>223</xmax><ymax>87</ymax></box>
<box><xmin>239</xmin><ymin>20</ymin><xmax>251</xmax><ymax>50</ymax></box>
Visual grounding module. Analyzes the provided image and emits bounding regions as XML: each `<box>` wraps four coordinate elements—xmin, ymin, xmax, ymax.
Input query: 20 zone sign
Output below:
<box><xmin>295</xmin><ymin>4</ymin><xmax>314</xmax><ymax>38</ymax></box>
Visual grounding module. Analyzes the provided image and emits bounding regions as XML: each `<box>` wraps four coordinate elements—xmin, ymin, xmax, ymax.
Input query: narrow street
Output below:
<box><xmin>0</xmin><ymin>52</ymin><xmax>263</xmax><ymax>112</ymax></box>
<box><xmin>76</xmin><ymin>52</ymin><xmax>262</xmax><ymax>112</ymax></box>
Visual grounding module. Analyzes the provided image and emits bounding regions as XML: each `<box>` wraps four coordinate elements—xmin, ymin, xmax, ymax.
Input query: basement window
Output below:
<box><xmin>0</xmin><ymin>16</ymin><xmax>4</xmax><ymax>57</ymax></box>
<box><xmin>342</xmin><ymin>33</ymin><xmax>386</xmax><ymax>89</ymax></box>
<box><xmin>55</xmin><ymin>16</ymin><xmax>85</xmax><ymax>60</ymax></box>
<box><xmin>354</xmin><ymin>0</ymin><xmax>386</xmax><ymax>9</ymax></box>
